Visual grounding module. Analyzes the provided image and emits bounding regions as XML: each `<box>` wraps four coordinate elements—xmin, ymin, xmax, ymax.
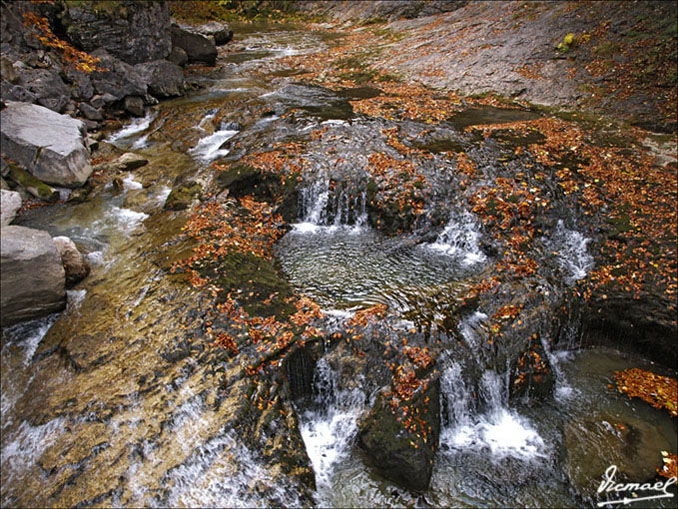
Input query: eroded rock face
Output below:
<box><xmin>60</xmin><ymin>0</ymin><xmax>172</xmax><ymax>65</ymax></box>
<box><xmin>52</xmin><ymin>236</ymin><xmax>90</xmax><ymax>288</ymax></box>
<box><xmin>0</xmin><ymin>101</ymin><xmax>92</xmax><ymax>188</ymax></box>
<box><xmin>0</xmin><ymin>225</ymin><xmax>66</xmax><ymax>325</ymax></box>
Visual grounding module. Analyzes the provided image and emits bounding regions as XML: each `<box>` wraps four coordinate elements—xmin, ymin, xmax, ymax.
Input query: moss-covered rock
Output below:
<box><xmin>164</xmin><ymin>182</ymin><xmax>202</xmax><ymax>211</ymax></box>
<box><xmin>7</xmin><ymin>163</ymin><xmax>59</xmax><ymax>202</ymax></box>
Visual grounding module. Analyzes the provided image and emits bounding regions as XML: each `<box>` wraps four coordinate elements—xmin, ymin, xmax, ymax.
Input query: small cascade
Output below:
<box><xmin>543</xmin><ymin>346</ymin><xmax>576</xmax><ymax>402</ymax></box>
<box><xmin>189</xmin><ymin>112</ymin><xmax>241</xmax><ymax>162</ymax></box>
<box><xmin>440</xmin><ymin>363</ymin><xmax>547</xmax><ymax>461</ymax></box>
<box><xmin>297</xmin><ymin>358</ymin><xmax>366</xmax><ymax>502</ymax></box>
<box><xmin>550</xmin><ymin>220</ymin><xmax>593</xmax><ymax>285</ymax></box>
<box><xmin>458</xmin><ymin>311</ymin><xmax>488</xmax><ymax>362</ymax></box>
<box><xmin>428</xmin><ymin>211</ymin><xmax>486</xmax><ymax>265</ymax></box>
<box><xmin>294</xmin><ymin>179</ymin><xmax>368</xmax><ymax>233</ymax></box>
<box><xmin>107</xmin><ymin>110</ymin><xmax>156</xmax><ymax>146</ymax></box>
<box><xmin>1</xmin><ymin>313</ymin><xmax>59</xmax><ymax>367</ymax></box>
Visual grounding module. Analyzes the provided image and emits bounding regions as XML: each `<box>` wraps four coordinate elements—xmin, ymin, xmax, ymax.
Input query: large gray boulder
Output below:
<box><xmin>89</xmin><ymin>49</ymin><xmax>148</xmax><ymax>102</ymax></box>
<box><xmin>60</xmin><ymin>0</ymin><xmax>172</xmax><ymax>65</ymax></box>
<box><xmin>0</xmin><ymin>101</ymin><xmax>92</xmax><ymax>188</ymax></box>
<box><xmin>1</xmin><ymin>225</ymin><xmax>66</xmax><ymax>325</ymax></box>
<box><xmin>134</xmin><ymin>60</ymin><xmax>185</xmax><ymax>98</ymax></box>
<box><xmin>1</xmin><ymin>189</ymin><xmax>22</xmax><ymax>226</ymax></box>
<box><xmin>170</xmin><ymin>25</ymin><xmax>217</xmax><ymax>66</ymax></box>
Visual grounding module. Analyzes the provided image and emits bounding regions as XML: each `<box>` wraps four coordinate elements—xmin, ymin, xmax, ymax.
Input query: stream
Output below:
<box><xmin>2</xmin><ymin>22</ymin><xmax>676</xmax><ymax>508</ymax></box>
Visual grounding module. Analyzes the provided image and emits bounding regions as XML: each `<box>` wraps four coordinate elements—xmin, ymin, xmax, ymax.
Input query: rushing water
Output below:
<box><xmin>2</xmin><ymin>21</ymin><xmax>676</xmax><ymax>509</ymax></box>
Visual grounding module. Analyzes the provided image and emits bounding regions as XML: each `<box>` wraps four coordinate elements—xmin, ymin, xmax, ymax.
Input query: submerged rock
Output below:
<box><xmin>1</xmin><ymin>189</ymin><xmax>22</xmax><ymax>226</ymax></box>
<box><xmin>0</xmin><ymin>101</ymin><xmax>92</xmax><ymax>187</ymax></box>
<box><xmin>564</xmin><ymin>414</ymin><xmax>674</xmax><ymax>498</ymax></box>
<box><xmin>164</xmin><ymin>182</ymin><xmax>203</xmax><ymax>211</ymax></box>
<box><xmin>53</xmin><ymin>236</ymin><xmax>90</xmax><ymax>288</ymax></box>
<box><xmin>0</xmin><ymin>225</ymin><xmax>66</xmax><ymax>325</ymax></box>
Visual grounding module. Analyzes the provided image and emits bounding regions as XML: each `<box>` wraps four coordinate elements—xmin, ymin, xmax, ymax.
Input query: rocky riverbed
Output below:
<box><xmin>1</xmin><ymin>2</ymin><xmax>677</xmax><ymax>508</ymax></box>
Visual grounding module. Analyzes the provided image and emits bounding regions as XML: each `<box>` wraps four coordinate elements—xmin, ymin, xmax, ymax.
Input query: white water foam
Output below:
<box><xmin>428</xmin><ymin>211</ymin><xmax>486</xmax><ymax>265</ymax></box>
<box><xmin>153</xmin><ymin>186</ymin><xmax>172</xmax><ymax>207</ymax></box>
<box><xmin>87</xmin><ymin>250</ymin><xmax>105</xmax><ymax>266</ymax></box>
<box><xmin>123</xmin><ymin>174</ymin><xmax>143</xmax><ymax>190</ymax></box>
<box><xmin>108</xmin><ymin>206</ymin><xmax>149</xmax><ymax>232</ymax></box>
<box><xmin>298</xmin><ymin>358</ymin><xmax>365</xmax><ymax>498</ymax></box>
<box><xmin>458</xmin><ymin>311</ymin><xmax>488</xmax><ymax>354</ymax></box>
<box><xmin>551</xmin><ymin>220</ymin><xmax>593</xmax><ymax>284</ymax></box>
<box><xmin>1</xmin><ymin>417</ymin><xmax>66</xmax><ymax>484</ymax></box>
<box><xmin>441</xmin><ymin>368</ymin><xmax>547</xmax><ymax>461</ymax></box>
<box><xmin>107</xmin><ymin>110</ymin><xmax>156</xmax><ymax>145</ymax></box>
<box><xmin>189</xmin><ymin>129</ymin><xmax>239</xmax><ymax>162</ymax></box>
<box><xmin>67</xmin><ymin>289</ymin><xmax>87</xmax><ymax>311</ymax></box>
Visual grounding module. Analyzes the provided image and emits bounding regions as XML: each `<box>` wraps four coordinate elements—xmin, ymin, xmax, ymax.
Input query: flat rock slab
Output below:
<box><xmin>0</xmin><ymin>101</ymin><xmax>92</xmax><ymax>188</ymax></box>
<box><xmin>1</xmin><ymin>225</ymin><xmax>66</xmax><ymax>325</ymax></box>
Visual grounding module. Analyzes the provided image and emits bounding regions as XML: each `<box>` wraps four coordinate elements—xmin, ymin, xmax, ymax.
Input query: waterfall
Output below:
<box><xmin>297</xmin><ymin>358</ymin><xmax>366</xmax><ymax>502</ymax></box>
<box><xmin>439</xmin><ymin>361</ymin><xmax>547</xmax><ymax>461</ymax></box>
<box><xmin>428</xmin><ymin>211</ymin><xmax>486</xmax><ymax>265</ymax></box>
<box><xmin>294</xmin><ymin>180</ymin><xmax>367</xmax><ymax>233</ymax></box>
<box><xmin>550</xmin><ymin>220</ymin><xmax>593</xmax><ymax>285</ymax></box>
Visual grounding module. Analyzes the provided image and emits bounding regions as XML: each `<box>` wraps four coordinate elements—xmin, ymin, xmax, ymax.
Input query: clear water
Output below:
<box><xmin>2</xmin><ymin>20</ymin><xmax>675</xmax><ymax>509</ymax></box>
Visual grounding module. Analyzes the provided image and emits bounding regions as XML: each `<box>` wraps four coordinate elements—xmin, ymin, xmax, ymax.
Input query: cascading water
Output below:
<box><xmin>107</xmin><ymin>109</ymin><xmax>157</xmax><ymax>148</ymax></box>
<box><xmin>428</xmin><ymin>210</ymin><xmax>486</xmax><ymax>265</ymax></box>
<box><xmin>441</xmin><ymin>368</ymin><xmax>547</xmax><ymax>460</ymax></box>
<box><xmin>550</xmin><ymin>220</ymin><xmax>594</xmax><ymax>285</ymax></box>
<box><xmin>297</xmin><ymin>358</ymin><xmax>366</xmax><ymax>504</ymax></box>
<box><xmin>189</xmin><ymin>125</ymin><xmax>240</xmax><ymax>162</ymax></box>
<box><xmin>294</xmin><ymin>178</ymin><xmax>368</xmax><ymax>233</ymax></box>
